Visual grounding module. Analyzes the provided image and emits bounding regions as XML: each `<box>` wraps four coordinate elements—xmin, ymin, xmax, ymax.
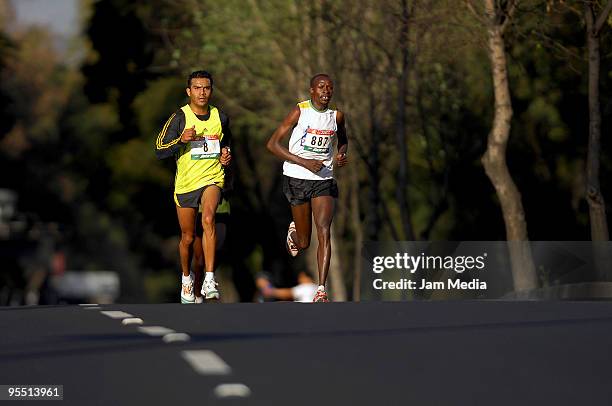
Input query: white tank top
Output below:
<box><xmin>283</xmin><ymin>100</ymin><xmax>337</xmax><ymax>180</ymax></box>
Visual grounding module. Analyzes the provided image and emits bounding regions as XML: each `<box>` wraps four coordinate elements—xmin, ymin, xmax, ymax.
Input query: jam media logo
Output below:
<box><xmin>371</xmin><ymin>278</ymin><xmax>487</xmax><ymax>291</ymax></box>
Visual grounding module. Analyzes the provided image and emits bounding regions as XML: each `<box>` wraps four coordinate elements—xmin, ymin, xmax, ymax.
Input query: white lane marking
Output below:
<box><xmin>214</xmin><ymin>383</ymin><xmax>251</xmax><ymax>398</ymax></box>
<box><xmin>78</xmin><ymin>304</ymin><xmax>99</xmax><ymax>306</ymax></box>
<box><xmin>163</xmin><ymin>333</ymin><xmax>190</xmax><ymax>343</ymax></box>
<box><xmin>83</xmin><ymin>307</ymin><xmax>102</xmax><ymax>310</ymax></box>
<box><xmin>138</xmin><ymin>326</ymin><xmax>175</xmax><ymax>336</ymax></box>
<box><xmin>100</xmin><ymin>311</ymin><xmax>134</xmax><ymax>319</ymax></box>
<box><xmin>181</xmin><ymin>350</ymin><xmax>232</xmax><ymax>375</ymax></box>
<box><xmin>121</xmin><ymin>318</ymin><xmax>144</xmax><ymax>325</ymax></box>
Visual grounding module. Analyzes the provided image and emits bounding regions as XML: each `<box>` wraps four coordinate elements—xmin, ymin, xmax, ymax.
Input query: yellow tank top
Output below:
<box><xmin>174</xmin><ymin>104</ymin><xmax>225</xmax><ymax>194</ymax></box>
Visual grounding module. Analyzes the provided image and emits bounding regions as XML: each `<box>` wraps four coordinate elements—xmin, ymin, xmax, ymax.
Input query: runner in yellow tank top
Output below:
<box><xmin>155</xmin><ymin>70</ymin><xmax>232</xmax><ymax>303</ymax></box>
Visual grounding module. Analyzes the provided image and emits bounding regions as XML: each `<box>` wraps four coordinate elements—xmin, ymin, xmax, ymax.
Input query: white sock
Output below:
<box><xmin>182</xmin><ymin>273</ymin><xmax>193</xmax><ymax>284</ymax></box>
<box><xmin>205</xmin><ymin>272</ymin><xmax>215</xmax><ymax>282</ymax></box>
<box><xmin>318</xmin><ymin>285</ymin><xmax>325</xmax><ymax>291</ymax></box>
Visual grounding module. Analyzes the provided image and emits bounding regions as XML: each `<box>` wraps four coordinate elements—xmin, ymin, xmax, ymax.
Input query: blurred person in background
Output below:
<box><xmin>256</xmin><ymin>270</ymin><xmax>318</xmax><ymax>303</ymax></box>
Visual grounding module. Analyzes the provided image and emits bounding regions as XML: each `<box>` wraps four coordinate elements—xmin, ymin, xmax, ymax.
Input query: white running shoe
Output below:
<box><xmin>286</xmin><ymin>221</ymin><xmax>299</xmax><ymax>257</ymax></box>
<box><xmin>202</xmin><ymin>278</ymin><xmax>220</xmax><ymax>300</ymax></box>
<box><xmin>181</xmin><ymin>274</ymin><xmax>195</xmax><ymax>304</ymax></box>
<box><xmin>194</xmin><ymin>296</ymin><xmax>204</xmax><ymax>304</ymax></box>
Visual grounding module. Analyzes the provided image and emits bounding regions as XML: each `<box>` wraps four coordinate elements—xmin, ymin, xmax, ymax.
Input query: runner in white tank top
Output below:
<box><xmin>266</xmin><ymin>74</ymin><xmax>349</xmax><ymax>302</ymax></box>
<box><xmin>283</xmin><ymin>99</ymin><xmax>337</xmax><ymax>181</ymax></box>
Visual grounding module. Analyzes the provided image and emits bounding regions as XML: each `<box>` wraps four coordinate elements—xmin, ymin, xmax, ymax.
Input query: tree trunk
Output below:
<box><xmin>482</xmin><ymin>0</ymin><xmax>537</xmax><ymax>291</ymax></box>
<box><xmin>584</xmin><ymin>2</ymin><xmax>612</xmax><ymax>280</ymax></box>
<box><xmin>366</xmin><ymin>102</ymin><xmax>381</xmax><ymax>241</ymax></box>
<box><xmin>329</xmin><ymin>225</ymin><xmax>347</xmax><ymax>301</ymax></box>
<box><xmin>395</xmin><ymin>0</ymin><xmax>416</xmax><ymax>240</ymax></box>
<box><xmin>350</xmin><ymin>166</ymin><xmax>364</xmax><ymax>301</ymax></box>
<box><xmin>585</xmin><ymin>4</ymin><xmax>610</xmax><ymax>242</ymax></box>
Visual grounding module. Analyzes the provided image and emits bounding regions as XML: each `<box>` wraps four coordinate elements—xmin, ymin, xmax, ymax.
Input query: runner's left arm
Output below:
<box><xmin>220</xmin><ymin>112</ymin><xmax>232</xmax><ymax>150</ymax></box>
<box><xmin>219</xmin><ymin>112</ymin><xmax>232</xmax><ymax>166</ymax></box>
<box><xmin>335</xmin><ymin>111</ymin><xmax>348</xmax><ymax>167</ymax></box>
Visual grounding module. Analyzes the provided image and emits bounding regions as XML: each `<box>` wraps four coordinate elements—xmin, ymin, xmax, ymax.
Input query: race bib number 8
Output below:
<box><xmin>303</xmin><ymin>129</ymin><xmax>334</xmax><ymax>154</ymax></box>
<box><xmin>191</xmin><ymin>136</ymin><xmax>221</xmax><ymax>160</ymax></box>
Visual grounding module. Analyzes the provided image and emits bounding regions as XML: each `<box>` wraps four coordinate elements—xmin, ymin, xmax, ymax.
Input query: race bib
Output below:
<box><xmin>302</xmin><ymin>129</ymin><xmax>334</xmax><ymax>154</ymax></box>
<box><xmin>191</xmin><ymin>136</ymin><xmax>221</xmax><ymax>160</ymax></box>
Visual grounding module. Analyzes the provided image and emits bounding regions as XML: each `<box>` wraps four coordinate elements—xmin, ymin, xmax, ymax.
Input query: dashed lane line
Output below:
<box><xmin>181</xmin><ymin>350</ymin><xmax>232</xmax><ymax>375</ymax></box>
<box><xmin>80</xmin><ymin>306</ymin><xmax>252</xmax><ymax>397</ymax></box>
<box><xmin>138</xmin><ymin>326</ymin><xmax>176</xmax><ymax>336</ymax></box>
<box><xmin>163</xmin><ymin>333</ymin><xmax>191</xmax><ymax>343</ymax></box>
<box><xmin>100</xmin><ymin>310</ymin><xmax>134</xmax><ymax>319</ymax></box>
<box><xmin>121</xmin><ymin>317</ymin><xmax>144</xmax><ymax>325</ymax></box>
<box><xmin>214</xmin><ymin>383</ymin><xmax>251</xmax><ymax>398</ymax></box>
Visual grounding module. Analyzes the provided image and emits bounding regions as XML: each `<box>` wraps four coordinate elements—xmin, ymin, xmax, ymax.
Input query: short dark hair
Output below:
<box><xmin>187</xmin><ymin>70</ymin><xmax>213</xmax><ymax>88</ymax></box>
<box><xmin>310</xmin><ymin>73</ymin><xmax>331</xmax><ymax>88</ymax></box>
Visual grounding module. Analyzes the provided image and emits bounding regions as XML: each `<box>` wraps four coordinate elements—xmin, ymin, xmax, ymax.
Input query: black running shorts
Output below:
<box><xmin>282</xmin><ymin>175</ymin><xmax>338</xmax><ymax>206</ymax></box>
<box><xmin>174</xmin><ymin>184</ymin><xmax>222</xmax><ymax>208</ymax></box>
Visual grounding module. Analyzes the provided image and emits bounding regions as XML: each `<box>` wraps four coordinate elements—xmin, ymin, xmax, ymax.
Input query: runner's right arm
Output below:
<box><xmin>155</xmin><ymin>110</ymin><xmax>187</xmax><ymax>159</ymax></box>
<box><xmin>266</xmin><ymin>106</ymin><xmax>324</xmax><ymax>173</ymax></box>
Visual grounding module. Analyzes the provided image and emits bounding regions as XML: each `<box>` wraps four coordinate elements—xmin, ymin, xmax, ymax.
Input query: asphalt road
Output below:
<box><xmin>1</xmin><ymin>301</ymin><xmax>612</xmax><ymax>405</ymax></box>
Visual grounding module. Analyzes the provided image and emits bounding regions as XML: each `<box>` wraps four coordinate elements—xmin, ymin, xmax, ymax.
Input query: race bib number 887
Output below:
<box><xmin>303</xmin><ymin>129</ymin><xmax>334</xmax><ymax>154</ymax></box>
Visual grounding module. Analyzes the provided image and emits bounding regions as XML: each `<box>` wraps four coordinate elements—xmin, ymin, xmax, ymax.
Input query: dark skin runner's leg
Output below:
<box><xmin>311</xmin><ymin>195</ymin><xmax>335</xmax><ymax>286</ymax></box>
<box><xmin>290</xmin><ymin>201</ymin><xmax>312</xmax><ymax>251</ymax></box>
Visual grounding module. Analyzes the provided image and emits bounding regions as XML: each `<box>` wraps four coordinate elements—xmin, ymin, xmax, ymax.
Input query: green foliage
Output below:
<box><xmin>3</xmin><ymin>0</ymin><xmax>610</xmax><ymax>301</ymax></box>
<box><xmin>133</xmin><ymin>77</ymin><xmax>185</xmax><ymax>137</ymax></box>
<box><xmin>66</xmin><ymin>102</ymin><xmax>120</xmax><ymax>153</ymax></box>
<box><xmin>144</xmin><ymin>270</ymin><xmax>177</xmax><ymax>303</ymax></box>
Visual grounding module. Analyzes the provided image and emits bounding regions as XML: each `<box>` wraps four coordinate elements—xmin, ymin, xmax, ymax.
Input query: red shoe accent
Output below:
<box><xmin>286</xmin><ymin>221</ymin><xmax>299</xmax><ymax>257</ymax></box>
<box><xmin>313</xmin><ymin>290</ymin><xmax>329</xmax><ymax>302</ymax></box>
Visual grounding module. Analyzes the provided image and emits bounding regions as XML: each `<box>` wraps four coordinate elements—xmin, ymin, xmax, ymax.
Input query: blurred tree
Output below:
<box><xmin>0</xmin><ymin>1</ymin><xmax>154</xmax><ymax>302</ymax></box>
<box><xmin>75</xmin><ymin>0</ymin><xmax>612</xmax><ymax>298</ymax></box>
<box><xmin>395</xmin><ymin>0</ymin><xmax>416</xmax><ymax>240</ymax></box>
<box><xmin>81</xmin><ymin>0</ymin><xmax>156</xmax><ymax>141</ymax></box>
<box><xmin>466</xmin><ymin>0</ymin><xmax>538</xmax><ymax>291</ymax></box>
<box><xmin>0</xmin><ymin>29</ymin><xmax>14</xmax><ymax>137</ymax></box>
<box><xmin>583</xmin><ymin>0</ymin><xmax>612</xmax><ymax>242</ymax></box>
<box><xmin>5</xmin><ymin>0</ymin><xmax>610</xmax><ymax>302</ymax></box>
